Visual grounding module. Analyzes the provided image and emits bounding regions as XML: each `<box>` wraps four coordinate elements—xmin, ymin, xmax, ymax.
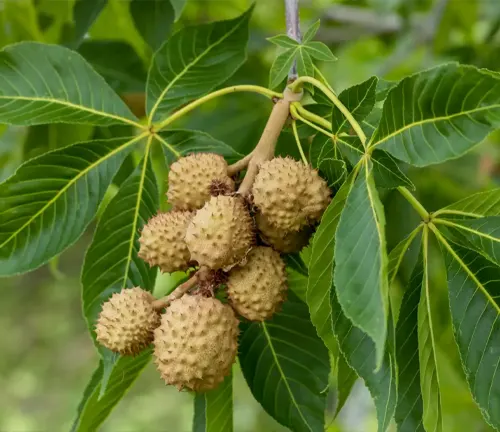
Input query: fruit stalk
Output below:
<box><xmin>152</xmin><ymin>266</ymin><xmax>209</xmax><ymax>310</ymax></box>
<box><xmin>237</xmin><ymin>88</ymin><xmax>303</xmax><ymax>195</ymax></box>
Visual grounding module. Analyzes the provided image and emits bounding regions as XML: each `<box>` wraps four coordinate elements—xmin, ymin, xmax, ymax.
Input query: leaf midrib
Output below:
<box><xmin>0</xmin><ymin>133</ymin><xmax>146</xmax><ymax>250</ymax></box>
<box><xmin>421</xmin><ymin>226</ymin><xmax>443</xmax><ymax>431</ymax></box>
<box><xmin>261</xmin><ymin>323</ymin><xmax>313</xmax><ymax>432</ymax></box>
<box><xmin>0</xmin><ymin>95</ymin><xmax>141</xmax><ymax>127</ymax></box>
<box><xmin>370</xmin><ymin>104</ymin><xmax>500</xmax><ymax>149</ymax></box>
<box><xmin>148</xmin><ymin>14</ymin><xmax>247</xmax><ymax>122</ymax></box>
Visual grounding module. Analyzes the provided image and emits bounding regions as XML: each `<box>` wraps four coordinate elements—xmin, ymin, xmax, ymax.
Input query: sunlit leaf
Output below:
<box><xmin>0</xmin><ymin>42</ymin><xmax>138</xmax><ymax>126</ymax></box>
<box><xmin>418</xmin><ymin>228</ymin><xmax>444</xmax><ymax>432</ymax></box>
<box><xmin>147</xmin><ymin>8</ymin><xmax>252</xmax><ymax>122</ymax></box>
<box><xmin>303</xmin><ymin>20</ymin><xmax>320</xmax><ymax>43</ymax></box>
<box><xmin>331</xmin><ymin>288</ymin><xmax>397</xmax><ymax>432</ymax></box>
<box><xmin>307</xmin><ymin>171</ymin><xmax>358</xmax><ymax>353</ymax></box>
<box><xmin>267</xmin><ymin>34</ymin><xmax>299</xmax><ymax>49</ymax></box>
<box><xmin>304</xmin><ymin>42</ymin><xmax>337</xmax><ymax>62</ymax></box>
<box><xmin>334</xmin><ymin>161</ymin><xmax>388</xmax><ymax>367</ymax></box>
<box><xmin>439</xmin><ymin>237</ymin><xmax>500</xmax><ymax>429</ymax></box>
<box><xmin>395</xmin><ymin>256</ymin><xmax>425</xmax><ymax>431</ymax></box>
<box><xmin>371</xmin><ymin>64</ymin><xmax>500</xmax><ymax>166</ymax></box>
<box><xmin>193</xmin><ymin>374</ymin><xmax>233</xmax><ymax>432</ymax></box>
<box><xmin>239</xmin><ymin>292</ymin><xmax>330</xmax><ymax>432</ymax></box>
<box><xmin>0</xmin><ymin>135</ymin><xmax>142</xmax><ymax>276</ymax></box>
<box><xmin>269</xmin><ymin>48</ymin><xmax>296</xmax><ymax>89</ymax></box>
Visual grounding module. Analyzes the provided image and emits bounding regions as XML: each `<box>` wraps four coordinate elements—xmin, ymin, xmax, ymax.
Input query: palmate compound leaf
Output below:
<box><xmin>309</xmin><ymin>132</ymin><xmax>413</xmax><ymax>190</ymax></box>
<box><xmin>74</xmin><ymin>143</ymin><xmax>159</xmax><ymax>431</ymax></box>
<box><xmin>193</xmin><ymin>374</ymin><xmax>233</xmax><ymax>432</ymax></box>
<box><xmin>370</xmin><ymin>64</ymin><xmax>500</xmax><ymax>166</ymax></box>
<box><xmin>334</xmin><ymin>160</ymin><xmax>389</xmax><ymax>367</ymax></box>
<box><xmin>307</xmin><ymin>170</ymin><xmax>396</xmax><ymax>431</ymax></box>
<box><xmin>239</xmin><ymin>292</ymin><xmax>330</xmax><ymax>432</ymax></box>
<box><xmin>0</xmin><ymin>134</ymin><xmax>144</xmax><ymax>276</ymax></box>
<box><xmin>433</xmin><ymin>228</ymin><xmax>500</xmax><ymax>430</ymax></box>
<box><xmin>394</xmin><ymin>228</ymin><xmax>444</xmax><ymax>432</ymax></box>
<box><xmin>0</xmin><ymin>42</ymin><xmax>138</xmax><ymax>126</ymax></box>
<box><xmin>147</xmin><ymin>8</ymin><xmax>252</xmax><ymax>123</ymax></box>
<box><xmin>338</xmin><ymin>135</ymin><xmax>414</xmax><ymax>190</ymax></box>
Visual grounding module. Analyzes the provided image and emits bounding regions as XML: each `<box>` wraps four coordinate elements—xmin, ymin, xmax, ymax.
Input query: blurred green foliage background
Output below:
<box><xmin>1</xmin><ymin>0</ymin><xmax>500</xmax><ymax>430</ymax></box>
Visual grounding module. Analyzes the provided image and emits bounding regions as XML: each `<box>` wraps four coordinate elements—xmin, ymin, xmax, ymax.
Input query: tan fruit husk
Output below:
<box><xmin>227</xmin><ymin>246</ymin><xmax>287</xmax><ymax>321</ymax></box>
<box><xmin>256</xmin><ymin>212</ymin><xmax>312</xmax><ymax>253</ymax></box>
<box><xmin>154</xmin><ymin>295</ymin><xmax>239</xmax><ymax>392</ymax></box>
<box><xmin>167</xmin><ymin>153</ymin><xmax>234</xmax><ymax>210</ymax></box>
<box><xmin>138</xmin><ymin>211</ymin><xmax>194</xmax><ymax>273</ymax></box>
<box><xmin>96</xmin><ymin>287</ymin><xmax>160</xmax><ymax>355</ymax></box>
<box><xmin>252</xmin><ymin>157</ymin><xmax>330</xmax><ymax>231</ymax></box>
<box><xmin>185</xmin><ymin>195</ymin><xmax>254</xmax><ymax>270</ymax></box>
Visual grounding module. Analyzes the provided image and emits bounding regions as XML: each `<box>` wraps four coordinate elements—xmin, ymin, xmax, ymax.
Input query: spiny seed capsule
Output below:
<box><xmin>185</xmin><ymin>195</ymin><xmax>254</xmax><ymax>270</ymax></box>
<box><xmin>96</xmin><ymin>287</ymin><xmax>160</xmax><ymax>355</ymax></box>
<box><xmin>138</xmin><ymin>211</ymin><xmax>194</xmax><ymax>273</ymax></box>
<box><xmin>227</xmin><ymin>246</ymin><xmax>287</xmax><ymax>321</ymax></box>
<box><xmin>252</xmin><ymin>157</ymin><xmax>331</xmax><ymax>231</ymax></box>
<box><xmin>167</xmin><ymin>153</ymin><xmax>234</xmax><ymax>210</ymax></box>
<box><xmin>256</xmin><ymin>212</ymin><xmax>313</xmax><ymax>253</ymax></box>
<box><xmin>153</xmin><ymin>295</ymin><xmax>239</xmax><ymax>392</ymax></box>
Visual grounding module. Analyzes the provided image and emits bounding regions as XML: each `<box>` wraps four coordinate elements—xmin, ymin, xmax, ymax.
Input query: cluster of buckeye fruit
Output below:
<box><xmin>95</xmin><ymin>152</ymin><xmax>331</xmax><ymax>392</ymax></box>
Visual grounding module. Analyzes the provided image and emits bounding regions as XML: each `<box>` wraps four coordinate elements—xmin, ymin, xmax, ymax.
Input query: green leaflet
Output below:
<box><xmin>395</xmin><ymin>255</ymin><xmax>425</xmax><ymax>432</ymax></box>
<box><xmin>437</xmin><ymin>232</ymin><xmax>500</xmax><ymax>429</ymax></box>
<box><xmin>147</xmin><ymin>8</ymin><xmax>252</xmax><ymax>122</ymax></box>
<box><xmin>269</xmin><ymin>48</ymin><xmax>296</xmax><ymax>89</ymax></box>
<box><xmin>435</xmin><ymin>189</ymin><xmax>500</xmax><ymax>218</ymax></box>
<box><xmin>332</xmin><ymin>76</ymin><xmax>378</xmax><ymax>135</ymax></box>
<box><xmin>239</xmin><ymin>292</ymin><xmax>330</xmax><ymax>432</ymax></box>
<box><xmin>0</xmin><ymin>42</ymin><xmax>138</xmax><ymax>126</ymax></box>
<box><xmin>333</xmin><ymin>349</ymin><xmax>357</xmax><ymax>417</ymax></box>
<box><xmin>371</xmin><ymin>64</ymin><xmax>500</xmax><ymax>166</ymax></box>
<box><xmin>130</xmin><ymin>0</ymin><xmax>176</xmax><ymax>50</ymax></box>
<box><xmin>307</xmin><ymin>170</ymin><xmax>358</xmax><ymax>353</ymax></box>
<box><xmin>334</xmin><ymin>161</ymin><xmax>388</xmax><ymax>367</ymax></box>
<box><xmin>418</xmin><ymin>228</ymin><xmax>444</xmax><ymax>432</ymax></box>
<box><xmin>78</xmin><ymin>40</ymin><xmax>147</xmax><ymax>93</ymax></box>
<box><xmin>193</xmin><ymin>374</ymin><xmax>233</xmax><ymax>432</ymax></box>
<box><xmin>436</xmin><ymin>217</ymin><xmax>500</xmax><ymax>266</ymax></box>
<box><xmin>75</xmin><ymin>148</ymin><xmax>158</xmax><ymax>429</ymax></box>
<box><xmin>331</xmin><ymin>288</ymin><xmax>397</xmax><ymax>432</ymax></box>
<box><xmin>71</xmin><ymin>350</ymin><xmax>151</xmax><ymax>432</ymax></box>
<box><xmin>64</xmin><ymin>0</ymin><xmax>107</xmax><ymax>49</ymax></box>
<box><xmin>158</xmin><ymin>129</ymin><xmax>242</xmax><ymax>165</ymax></box>
<box><xmin>337</xmin><ymin>136</ymin><xmax>414</xmax><ymax>190</ymax></box>
<box><xmin>0</xmin><ymin>135</ymin><xmax>141</xmax><ymax>276</ymax></box>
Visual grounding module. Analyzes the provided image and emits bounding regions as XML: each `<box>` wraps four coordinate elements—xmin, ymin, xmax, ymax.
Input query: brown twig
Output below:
<box><xmin>152</xmin><ymin>266</ymin><xmax>209</xmax><ymax>310</ymax></box>
<box><xmin>227</xmin><ymin>152</ymin><xmax>254</xmax><ymax>176</ymax></box>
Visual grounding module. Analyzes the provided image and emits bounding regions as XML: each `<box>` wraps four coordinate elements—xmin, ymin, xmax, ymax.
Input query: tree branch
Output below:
<box><xmin>284</xmin><ymin>0</ymin><xmax>301</xmax><ymax>81</ymax></box>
